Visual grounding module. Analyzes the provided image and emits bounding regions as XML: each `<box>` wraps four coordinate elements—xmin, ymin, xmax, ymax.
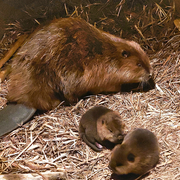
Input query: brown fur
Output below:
<box><xmin>79</xmin><ymin>106</ymin><xmax>125</xmax><ymax>152</ymax></box>
<box><xmin>7</xmin><ymin>18</ymin><xmax>154</xmax><ymax>110</ymax></box>
<box><xmin>109</xmin><ymin>128</ymin><xmax>159</xmax><ymax>175</ymax></box>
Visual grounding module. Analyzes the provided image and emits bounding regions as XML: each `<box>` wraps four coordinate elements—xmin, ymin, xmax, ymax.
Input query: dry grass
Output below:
<box><xmin>0</xmin><ymin>1</ymin><xmax>180</xmax><ymax>179</ymax></box>
<box><xmin>0</xmin><ymin>40</ymin><xmax>179</xmax><ymax>179</ymax></box>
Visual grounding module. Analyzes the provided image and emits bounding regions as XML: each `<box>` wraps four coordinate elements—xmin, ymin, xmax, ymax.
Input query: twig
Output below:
<box><xmin>134</xmin><ymin>25</ymin><xmax>155</xmax><ymax>52</ymax></box>
<box><xmin>3</xmin><ymin>130</ymin><xmax>44</xmax><ymax>171</ymax></box>
<box><xmin>0</xmin><ymin>34</ymin><xmax>28</xmax><ymax>69</ymax></box>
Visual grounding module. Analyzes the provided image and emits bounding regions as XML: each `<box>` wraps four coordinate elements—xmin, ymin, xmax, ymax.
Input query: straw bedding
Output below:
<box><xmin>0</xmin><ymin>1</ymin><xmax>179</xmax><ymax>179</ymax></box>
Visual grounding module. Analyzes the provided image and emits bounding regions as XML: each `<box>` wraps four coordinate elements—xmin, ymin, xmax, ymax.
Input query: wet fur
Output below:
<box><xmin>7</xmin><ymin>17</ymin><xmax>154</xmax><ymax>110</ymax></box>
<box><xmin>79</xmin><ymin>106</ymin><xmax>125</xmax><ymax>152</ymax></box>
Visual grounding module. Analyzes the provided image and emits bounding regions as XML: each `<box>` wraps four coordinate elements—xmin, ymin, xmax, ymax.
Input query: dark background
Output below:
<box><xmin>0</xmin><ymin>0</ymin><xmax>179</xmax><ymax>53</ymax></box>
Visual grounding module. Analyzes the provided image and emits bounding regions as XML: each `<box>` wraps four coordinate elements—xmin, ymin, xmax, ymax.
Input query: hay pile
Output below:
<box><xmin>0</xmin><ymin>0</ymin><xmax>180</xmax><ymax>179</ymax></box>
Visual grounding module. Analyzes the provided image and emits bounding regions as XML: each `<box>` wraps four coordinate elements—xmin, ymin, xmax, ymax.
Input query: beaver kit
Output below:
<box><xmin>109</xmin><ymin>128</ymin><xmax>159</xmax><ymax>176</ymax></box>
<box><xmin>79</xmin><ymin>106</ymin><xmax>125</xmax><ymax>152</ymax></box>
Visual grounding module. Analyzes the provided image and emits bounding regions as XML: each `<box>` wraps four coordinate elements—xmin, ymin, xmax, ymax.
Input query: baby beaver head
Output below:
<box><xmin>109</xmin><ymin>128</ymin><xmax>159</xmax><ymax>175</ymax></box>
<box><xmin>97</xmin><ymin>111</ymin><xmax>125</xmax><ymax>144</ymax></box>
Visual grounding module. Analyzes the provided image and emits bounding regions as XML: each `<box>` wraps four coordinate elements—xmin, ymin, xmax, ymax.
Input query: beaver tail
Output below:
<box><xmin>0</xmin><ymin>104</ymin><xmax>36</xmax><ymax>136</ymax></box>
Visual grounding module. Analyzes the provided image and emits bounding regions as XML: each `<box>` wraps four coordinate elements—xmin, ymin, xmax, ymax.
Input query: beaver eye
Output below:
<box><xmin>137</xmin><ymin>63</ymin><xmax>142</xmax><ymax>67</ymax></box>
<box><xmin>127</xmin><ymin>153</ymin><xmax>135</xmax><ymax>162</ymax></box>
<box><xmin>122</xmin><ymin>50</ymin><xmax>129</xmax><ymax>58</ymax></box>
<box><xmin>108</xmin><ymin>129</ymin><xmax>113</xmax><ymax>133</ymax></box>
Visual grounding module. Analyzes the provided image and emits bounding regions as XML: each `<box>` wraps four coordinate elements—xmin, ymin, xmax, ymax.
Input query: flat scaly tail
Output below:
<box><xmin>0</xmin><ymin>104</ymin><xmax>36</xmax><ymax>137</ymax></box>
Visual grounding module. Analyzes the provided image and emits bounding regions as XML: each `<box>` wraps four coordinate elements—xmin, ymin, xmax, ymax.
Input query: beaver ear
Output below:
<box><xmin>122</xmin><ymin>50</ymin><xmax>130</xmax><ymax>58</ymax></box>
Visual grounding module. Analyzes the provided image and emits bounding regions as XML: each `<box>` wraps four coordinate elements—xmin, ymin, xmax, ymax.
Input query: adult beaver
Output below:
<box><xmin>0</xmin><ymin>17</ymin><xmax>154</xmax><ymax>136</ymax></box>
<box><xmin>109</xmin><ymin>128</ymin><xmax>159</xmax><ymax>176</ymax></box>
<box><xmin>7</xmin><ymin>17</ymin><xmax>154</xmax><ymax>110</ymax></box>
<box><xmin>79</xmin><ymin>106</ymin><xmax>125</xmax><ymax>152</ymax></box>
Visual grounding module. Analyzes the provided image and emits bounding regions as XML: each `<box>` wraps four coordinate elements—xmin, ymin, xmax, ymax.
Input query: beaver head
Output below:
<box><xmin>97</xmin><ymin>111</ymin><xmax>125</xmax><ymax>144</ymax></box>
<box><xmin>109</xmin><ymin>128</ymin><xmax>159</xmax><ymax>175</ymax></box>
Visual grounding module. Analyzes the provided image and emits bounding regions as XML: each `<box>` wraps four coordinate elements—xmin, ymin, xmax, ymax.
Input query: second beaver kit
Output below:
<box><xmin>109</xmin><ymin>128</ymin><xmax>159</xmax><ymax>176</ymax></box>
<box><xmin>79</xmin><ymin>106</ymin><xmax>125</xmax><ymax>152</ymax></box>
